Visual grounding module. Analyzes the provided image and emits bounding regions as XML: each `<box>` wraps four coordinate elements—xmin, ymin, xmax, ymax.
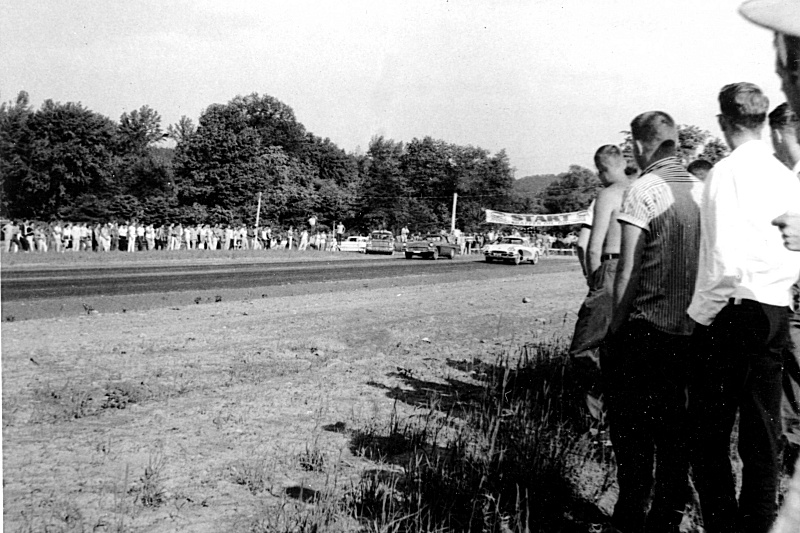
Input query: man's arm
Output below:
<box><xmin>586</xmin><ymin>189</ymin><xmax>616</xmax><ymax>278</ymax></box>
<box><xmin>610</xmin><ymin>222</ymin><xmax>646</xmax><ymax>334</ymax></box>
<box><xmin>576</xmin><ymin>225</ymin><xmax>591</xmax><ymax>278</ymax></box>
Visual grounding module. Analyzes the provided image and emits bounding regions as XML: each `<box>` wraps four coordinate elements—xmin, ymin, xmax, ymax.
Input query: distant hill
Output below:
<box><xmin>512</xmin><ymin>174</ymin><xmax>559</xmax><ymax>197</ymax></box>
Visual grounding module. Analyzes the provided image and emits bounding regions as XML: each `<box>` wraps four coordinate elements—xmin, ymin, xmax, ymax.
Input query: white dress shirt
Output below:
<box><xmin>688</xmin><ymin>139</ymin><xmax>800</xmax><ymax>326</ymax></box>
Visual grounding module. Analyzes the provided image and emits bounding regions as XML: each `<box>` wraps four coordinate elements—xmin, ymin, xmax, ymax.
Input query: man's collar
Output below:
<box><xmin>641</xmin><ymin>156</ymin><xmax>681</xmax><ymax>176</ymax></box>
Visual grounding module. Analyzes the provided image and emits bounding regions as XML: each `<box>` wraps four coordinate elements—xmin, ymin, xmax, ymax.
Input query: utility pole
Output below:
<box><xmin>450</xmin><ymin>192</ymin><xmax>458</xmax><ymax>234</ymax></box>
<box><xmin>255</xmin><ymin>192</ymin><xmax>262</xmax><ymax>227</ymax></box>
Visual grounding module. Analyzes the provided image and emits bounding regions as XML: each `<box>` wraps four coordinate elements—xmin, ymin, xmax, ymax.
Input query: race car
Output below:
<box><xmin>365</xmin><ymin>230</ymin><xmax>395</xmax><ymax>255</ymax></box>
<box><xmin>404</xmin><ymin>234</ymin><xmax>458</xmax><ymax>260</ymax></box>
<box><xmin>483</xmin><ymin>236</ymin><xmax>541</xmax><ymax>265</ymax></box>
<box><xmin>338</xmin><ymin>235</ymin><xmax>367</xmax><ymax>253</ymax></box>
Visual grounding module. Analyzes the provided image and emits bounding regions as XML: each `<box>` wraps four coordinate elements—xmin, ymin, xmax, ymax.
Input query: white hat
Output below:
<box><xmin>740</xmin><ymin>0</ymin><xmax>800</xmax><ymax>36</ymax></box>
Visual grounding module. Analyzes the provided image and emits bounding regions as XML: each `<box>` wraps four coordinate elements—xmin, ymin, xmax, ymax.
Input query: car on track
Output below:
<box><xmin>365</xmin><ymin>230</ymin><xmax>395</xmax><ymax>255</ymax></box>
<box><xmin>405</xmin><ymin>234</ymin><xmax>459</xmax><ymax>260</ymax></box>
<box><xmin>483</xmin><ymin>236</ymin><xmax>541</xmax><ymax>265</ymax></box>
<box><xmin>338</xmin><ymin>235</ymin><xmax>367</xmax><ymax>253</ymax></box>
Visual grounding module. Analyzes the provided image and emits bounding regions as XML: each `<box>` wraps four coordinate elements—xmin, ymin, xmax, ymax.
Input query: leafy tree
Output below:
<box><xmin>539</xmin><ymin>165</ymin><xmax>600</xmax><ymax>214</ymax></box>
<box><xmin>167</xmin><ymin>116</ymin><xmax>195</xmax><ymax>144</ymax></box>
<box><xmin>696</xmin><ymin>137</ymin><xmax>729</xmax><ymax>165</ymax></box>
<box><xmin>456</xmin><ymin>148</ymin><xmax>515</xmax><ymax>231</ymax></box>
<box><xmin>359</xmin><ymin>136</ymin><xmax>407</xmax><ymax>231</ymax></box>
<box><xmin>117</xmin><ymin>105</ymin><xmax>165</xmax><ymax>154</ymax></box>
<box><xmin>229</xmin><ymin>93</ymin><xmax>307</xmax><ymax>154</ymax></box>
<box><xmin>620</xmin><ymin>124</ymin><xmax>727</xmax><ymax>167</ymax></box>
<box><xmin>172</xmin><ymin>98</ymin><xmax>321</xmax><ymax>225</ymax></box>
<box><xmin>0</xmin><ymin>91</ymin><xmax>34</xmax><ymax>217</ymax></box>
<box><xmin>1</xmin><ymin>97</ymin><xmax>117</xmax><ymax>219</ymax></box>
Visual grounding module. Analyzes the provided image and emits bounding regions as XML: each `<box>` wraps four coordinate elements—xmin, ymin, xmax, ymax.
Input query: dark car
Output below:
<box><xmin>404</xmin><ymin>234</ymin><xmax>458</xmax><ymax>260</ymax></box>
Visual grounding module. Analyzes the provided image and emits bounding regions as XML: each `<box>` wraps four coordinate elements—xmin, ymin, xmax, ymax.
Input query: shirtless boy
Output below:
<box><xmin>568</xmin><ymin>145</ymin><xmax>634</xmax><ymax>408</ymax></box>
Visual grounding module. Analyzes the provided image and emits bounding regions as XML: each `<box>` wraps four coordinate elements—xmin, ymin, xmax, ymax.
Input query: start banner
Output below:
<box><xmin>484</xmin><ymin>208</ymin><xmax>589</xmax><ymax>227</ymax></box>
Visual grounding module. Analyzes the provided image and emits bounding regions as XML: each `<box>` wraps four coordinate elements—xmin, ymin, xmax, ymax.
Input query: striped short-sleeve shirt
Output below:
<box><xmin>617</xmin><ymin>157</ymin><xmax>703</xmax><ymax>335</ymax></box>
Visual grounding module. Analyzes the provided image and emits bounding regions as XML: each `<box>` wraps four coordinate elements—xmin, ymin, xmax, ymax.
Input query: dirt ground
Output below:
<box><xmin>1</xmin><ymin>257</ymin><xmax>586</xmax><ymax>532</ymax></box>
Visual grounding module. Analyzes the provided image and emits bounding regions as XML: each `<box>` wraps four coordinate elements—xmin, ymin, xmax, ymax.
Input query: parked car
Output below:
<box><xmin>405</xmin><ymin>234</ymin><xmax>458</xmax><ymax>260</ymax></box>
<box><xmin>365</xmin><ymin>230</ymin><xmax>395</xmax><ymax>255</ymax></box>
<box><xmin>483</xmin><ymin>236</ymin><xmax>541</xmax><ymax>265</ymax></box>
<box><xmin>339</xmin><ymin>235</ymin><xmax>367</xmax><ymax>253</ymax></box>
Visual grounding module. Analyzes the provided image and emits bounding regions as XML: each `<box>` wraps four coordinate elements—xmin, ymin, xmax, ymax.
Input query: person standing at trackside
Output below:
<box><xmin>686</xmin><ymin>159</ymin><xmax>713</xmax><ymax>182</ymax></box>
<box><xmin>740</xmin><ymin>1</ymin><xmax>800</xmax><ymax>253</ymax></box>
<box><xmin>687</xmin><ymin>83</ymin><xmax>800</xmax><ymax>533</ymax></box>
<box><xmin>569</xmin><ymin>145</ymin><xmax>635</xmax><ymax>416</ymax></box>
<box><xmin>336</xmin><ymin>221</ymin><xmax>345</xmax><ymax>246</ymax></box>
<box><xmin>606</xmin><ymin>111</ymin><xmax>703</xmax><ymax>533</ymax></box>
<box><xmin>768</xmin><ymin>102</ymin><xmax>800</xmax><ymax>473</ymax></box>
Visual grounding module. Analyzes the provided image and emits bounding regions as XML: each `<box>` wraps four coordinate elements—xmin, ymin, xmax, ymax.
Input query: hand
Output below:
<box><xmin>771</xmin><ymin>212</ymin><xmax>800</xmax><ymax>251</ymax></box>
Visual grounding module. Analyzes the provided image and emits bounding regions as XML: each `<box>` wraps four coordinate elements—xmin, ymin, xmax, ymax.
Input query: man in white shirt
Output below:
<box><xmin>126</xmin><ymin>222</ymin><xmax>136</xmax><ymax>252</ymax></box>
<box><xmin>741</xmin><ymin>1</ymin><xmax>800</xmax><ymax>252</ymax></box>
<box><xmin>769</xmin><ymin>102</ymin><xmax>800</xmax><ymax>474</ymax></box>
<box><xmin>687</xmin><ymin>82</ymin><xmax>800</xmax><ymax>533</ymax></box>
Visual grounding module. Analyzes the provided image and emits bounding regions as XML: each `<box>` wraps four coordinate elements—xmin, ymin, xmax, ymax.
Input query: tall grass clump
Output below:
<box><xmin>345</xmin><ymin>335</ymin><xmax>612</xmax><ymax>532</ymax></box>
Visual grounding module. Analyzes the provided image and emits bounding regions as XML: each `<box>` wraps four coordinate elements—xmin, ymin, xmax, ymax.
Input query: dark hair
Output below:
<box><xmin>768</xmin><ymin>102</ymin><xmax>799</xmax><ymax>129</ymax></box>
<box><xmin>593</xmin><ymin>144</ymin><xmax>623</xmax><ymax>172</ymax></box>
<box><xmin>630</xmin><ymin>111</ymin><xmax>676</xmax><ymax>145</ymax></box>
<box><xmin>719</xmin><ymin>82</ymin><xmax>768</xmax><ymax>129</ymax></box>
<box><xmin>687</xmin><ymin>159</ymin><xmax>713</xmax><ymax>176</ymax></box>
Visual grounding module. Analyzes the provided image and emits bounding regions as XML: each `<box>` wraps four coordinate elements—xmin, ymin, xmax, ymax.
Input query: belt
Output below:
<box><xmin>728</xmin><ymin>297</ymin><xmax>754</xmax><ymax>305</ymax></box>
<box><xmin>601</xmin><ymin>253</ymin><xmax>620</xmax><ymax>262</ymax></box>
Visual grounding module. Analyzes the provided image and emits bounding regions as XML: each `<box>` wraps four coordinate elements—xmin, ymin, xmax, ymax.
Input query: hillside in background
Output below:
<box><xmin>513</xmin><ymin>174</ymin><xmax>559</xmax><ymax>196</ymax></box>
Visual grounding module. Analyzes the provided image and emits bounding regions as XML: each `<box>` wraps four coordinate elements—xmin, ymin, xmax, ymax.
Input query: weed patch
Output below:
<box><xmin>343</xmin><ymin>335</ymin><xmax>616</xmax><ymax>532</ymax></box>
<box><xmin>230</xmin><ymin>458</ymin><xmax>270</xmax><ymax>495</ymax></box>
<box><xmin>31</xmin><ymin>379</ymin><xmax>163</xmax><ymax>422</ymax></box>
<box><xmin>131</xmin><ymin>450</ymin><xmax>168</xmax><ymax>508</ymax></box>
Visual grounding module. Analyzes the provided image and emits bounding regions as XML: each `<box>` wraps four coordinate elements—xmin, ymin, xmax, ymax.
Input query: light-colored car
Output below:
<box><xmin>339</xmin><ymin>235</ymin><xmax>367</xmax><ymax>253</ymax></box>
<box><xmin>365</xmin><ymin>230</ymin><xmax>395</xmax><ymax>255</ymax></box>
<box><xmin>483</xmin><ymin>236</ymin><xmax>542</xmax><ymax>265</ymax></box>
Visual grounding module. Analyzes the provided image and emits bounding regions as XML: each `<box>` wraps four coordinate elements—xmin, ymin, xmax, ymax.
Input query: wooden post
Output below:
<box><xmin>255</xmin><ymin>192</ymin><xmax>262</xmax><ymax>227</ymax></box>
<box><xmin>450</xmin><ymin>192</ymin><xmax>458</xmax><ymax>234</ymax></box>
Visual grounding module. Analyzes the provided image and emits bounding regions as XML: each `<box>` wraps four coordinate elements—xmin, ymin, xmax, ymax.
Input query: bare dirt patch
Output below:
<box><xmin>2</xmin><ymin>259</ymin><xmax>587</xmax><ymax>532</ymax></box>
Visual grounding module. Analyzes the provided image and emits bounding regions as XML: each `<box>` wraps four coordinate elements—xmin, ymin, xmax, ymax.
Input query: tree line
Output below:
<box><xmin>0</xmin><ymin>90</ymin><xmax>727</xmax><ymax>232</ymax></box>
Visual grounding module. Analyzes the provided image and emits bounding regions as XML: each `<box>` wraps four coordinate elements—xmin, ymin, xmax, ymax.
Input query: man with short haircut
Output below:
<box><xmin>688</xmin><ymin>82</ymin><xmax>800</xmax><ymax>533</ymax></box>
<box><xmin>686</xmin><ymin>159</ymin><xmax>713</xmax><ymax>182</ymax></box>
<box><xmin>769</xmin><ymin>101</ymin><xmax>800</xmax><ymax>474</ymax></box>
<box><xmin>770</xmin><ymin>102</ymin><xmax>800</xmax><ymax>174</ymax></box>
<box><xmin>741</xmin><ymin>1</ymin><xmax>800</xmax><ymax>251</ymax></box>
<box><xmin>569</xmin><ymin>145</ymin><xmax>633</xmax><ymax>412</ymax></box>
<box><xmin>607</xmin><ymin>111</ymin><xmax>703</xmax><ymax>533</ymax></box>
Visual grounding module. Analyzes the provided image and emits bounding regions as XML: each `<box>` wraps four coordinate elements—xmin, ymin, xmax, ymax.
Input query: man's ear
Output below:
<box><xmin>633</xmin><ymin>139</ymin><xmax>645</xmax><ymax>158</ymax></box>
<box><xmin>717</xmin><ymin>114</ymin><xmax>728</xmax><ymax>132</ymax></box>
<box><xmin>773</xmin><ymin>128</ymin><xmax>785</xmax><ymax>146</ymax></box>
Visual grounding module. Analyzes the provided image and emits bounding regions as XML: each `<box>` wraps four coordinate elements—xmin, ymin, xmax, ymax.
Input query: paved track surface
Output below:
<box><xmin>1</xmin><ymin>256</ymin><xmax>570</xmax><ymax>301</ymax></box>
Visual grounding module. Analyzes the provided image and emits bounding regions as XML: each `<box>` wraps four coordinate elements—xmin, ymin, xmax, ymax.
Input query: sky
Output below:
<box><xmin>0</xmin><ymin>0</ymin><xmax>786</xmax><ymax>177</ymax></box>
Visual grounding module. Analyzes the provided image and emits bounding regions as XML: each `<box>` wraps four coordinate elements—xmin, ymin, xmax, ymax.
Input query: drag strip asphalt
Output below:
<box><xmin>1</xmin><ymin>256</ymin><xmax>571</xmax><ymax>301</ymax></box>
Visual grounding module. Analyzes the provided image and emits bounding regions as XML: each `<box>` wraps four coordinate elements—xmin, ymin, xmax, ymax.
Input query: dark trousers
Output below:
<box><xmin>602</xmin><ymin>320</ymin><xmax>691</xmax><ymax>533</ymax></box>
<box><xmin>782</xmin><ymin>308</ymin><xmax>800</xmax><ymax>457</ymax></box>
<box><xmin>689</xmin><ymin>300</ymin><xmax>788</xmax><ymax>533</ymax></box>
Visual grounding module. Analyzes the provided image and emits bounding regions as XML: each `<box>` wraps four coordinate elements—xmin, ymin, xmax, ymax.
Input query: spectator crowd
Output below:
<box><xmin>564</xmin><ymin>2</ymin><xmax>800</xmax><ymax>530</ymax></box>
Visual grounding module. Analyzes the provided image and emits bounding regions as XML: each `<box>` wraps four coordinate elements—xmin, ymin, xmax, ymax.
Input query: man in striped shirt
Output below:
<box><xmin>688</xmin><ymin>82</ymin><xmax>800</xmax><ymax>533</ymax></box>
<box><xmin>605</xmin><ymin>111</ymin><xmax>703</xmax><ymax>533</ymax></box>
